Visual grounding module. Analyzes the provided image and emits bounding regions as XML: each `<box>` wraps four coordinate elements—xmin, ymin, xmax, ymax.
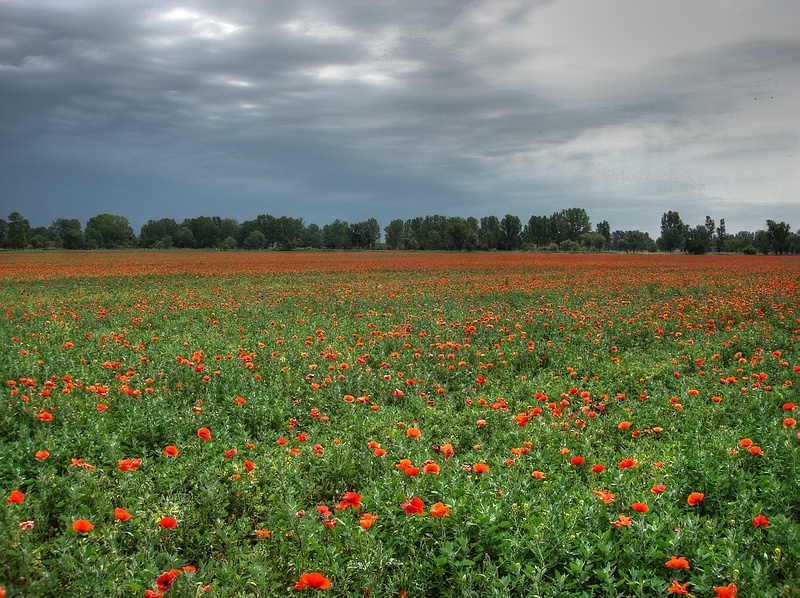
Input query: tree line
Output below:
<box><xmin>1</xmin><ymin>208</ymin><xmax>796</xmax><ymax>254</ymax></box>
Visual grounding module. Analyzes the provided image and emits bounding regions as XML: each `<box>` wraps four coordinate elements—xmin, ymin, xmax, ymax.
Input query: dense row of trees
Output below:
<box><xmin>1</xmin><ymin>209</ymin><xmax>797</xmax><ymax>254</ymax></box>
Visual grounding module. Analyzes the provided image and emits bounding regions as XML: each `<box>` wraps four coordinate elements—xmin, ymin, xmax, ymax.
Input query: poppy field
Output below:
<box><xmin>1</xmin><ymin>251</ymin><xmax>798</xmax><ymax>597</ymax></box>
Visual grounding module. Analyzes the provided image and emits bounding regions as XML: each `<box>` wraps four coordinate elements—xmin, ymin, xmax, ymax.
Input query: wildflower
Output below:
<box><xmin>144</xmin><ymin>590</ymin><xmax>163</xmax><ymax>598</ymax></box>
<box><xmin>749</xmin><ymin>445</ymin><xmax>762</xmax><ymax>455</ymax></box>
<box><xmin>336</xmin><ymin>492</ymin><xmax>362</xmax><ymax>511</ymax></box>
<box><xmin>118</xmin><ymin>458</ymin><xmax>142</xmax><ymax>472</ymax></box>
<box><xmin>406</xmin><ymin>427</ymin><xmax>421</xmax><ymax>439</ymax></box>
<box><xmin>651</xmin><ymin>484</ymin><xmax>666</xmax><ymax>494</ymax></box>
<box><xmin>784</xmin><ymin>417</ymin><xmax>797</xmax><ymax>428</ymax></box>
<box><xmin>531</xmin><ymin>470</ymin><xmax>545</xmax><ymax>479</ymax></box>
<box><xmin>618</xmin><ymin>457</ymin><xmax>637</xmax><ymax>470</ymax></box>
<box><xmin>440</xmin><ymin>444</ymin><xmax>454</xmax><ymax>459</ymax></box>
<box><xmin>618</xmin><ymin>421</ymin><xmax>631</xmax><ymax>430</ymax></box>
<box><xmin>739</xmin><ymin>438</ymin><xmax>753</xmax><ymax>448</ymax></box>
<box><xmin>713</xmin><ymin>583</ymin><xmax>737</xmax><ymax>597</ymax></box>
<box><xmin>244</xmin><ymin>459</ymin><xmax>255</xmax><ymax>471</ymax></box>
<box><xmin>19</xmin><ymin>520</ymin><xmax>34</xmax><ymax>530</ymax></box>
<box><xmin>37</xmin><ymin>412</ymin><xmax>53</xmax><ymax>421</ymax></box>
<box><xmin>159</xmin><ymin>517</ymin><xmax>178</xmax><ymax>529</ymax></box>
<box><xmin>359</xmin><ymin>513</ymin><xmax>379</xmax><ymax>529</ymax></box>
<box><xmin>72</xmin><ymin>519</ymin><xmax>94</xmax><ymax>533</ymax></box>
<box><xmin>293</xmin><ymin>572</ymin><xmax>331</xmax><ymax>590</ymax></box>
<box><xmin>476</xmin><ymin>375</ymin><xmax>486</xmax><ymax>385</ymax></box>
<box><xmin>400</xmin><ymin>496</ymin><xmax>425</xmax><ymax>515</ymax></box>
<box><xmin>687</xmin><ymin>492</ymin><xmax>704</xmax><ymax>506</ymax></box>
<box><xmin>473</xmin><ymin>463</ymin><xmax>489</xmax><ymax>474</ymax></box>
<box><xmin>423</xmin><ymin>462</ymin><xmax>440</xmax><ymax>475</ymax></box>
<box><xmin>569</xmin><ymin>456</ymin><xmax>584</xmax><ymax>466</ymax></box>
<box><xmin>114</xmin><ymin>507</ymin><xmax>132</xmax><ymax>521</ymax></box>
<box><xmin>6</xmin><ymin>490</ymin><xmax>24</xmax><ymax>504</ymax></box>
<box><xmin>164</xmin><ymin>445</ymin><xmax>179</xmax><ymax>457</ymax></box>
<box><xmin>593</xmin><ymin>489</ymin><xmax>615</xmax><ymax>504</ymax></box>
<box><xmin>631</xmin><ymin>502</ymin><xmax>649</xmax><ymax>513</ymax></box>
<box><xmin>197</xmin><ymin>427</ymin><xmax>212</xmax><ymax>441</ymax></box>
<box><xmin>665</xmin><ymin>555</ymin><xmax>690</xmax><ymax>569</ymax></box>
<box><xmin>667</xmin><ymin>579</ymin><xmax>690</xmax><ymax>595</ymax></box>
<box><xmin>255</xmin><ymin>528</ymin><xmax>271</xmax><ymax>537</ymax></box>
<box><xmin>156</xmin><ymin>571</ymin><xmax>177</xmax><ymax>592</ymax></box>
<box><xmin>429</xmin><ymin>502</ymin><xmax>450</xmax><ymax>518</ymax></box>
<box><xmin>590</xmin><ymin>464</ymin><xmax>605</xmax><ymax>473</ymax></box>
<box><xmin>612</xmin><ymin>514</ymin><xmax>631</xmax><ymax>528</ymax></box>
<box><xmin>405</xmin><ymin>466</ymin><xmax>420</xmax><ymax>477</ymax></box>
<box><xmin>753</xmin><ymin>514</ymin><xmax>770</xmax><ymax>528</ymax></box>
<box><xmin>35</xmin><ymin>450</ymin><xmax>50</xmax><ymax>460</ymax></box>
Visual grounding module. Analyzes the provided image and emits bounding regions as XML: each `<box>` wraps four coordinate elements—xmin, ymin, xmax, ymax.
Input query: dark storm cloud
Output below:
<box><xmin>1</xmin><ymin>0</ymin><xmax>797</xmax><ymax>237</ymax></box>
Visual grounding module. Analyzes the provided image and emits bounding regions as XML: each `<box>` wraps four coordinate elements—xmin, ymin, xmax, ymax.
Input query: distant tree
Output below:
<box><xmin>182</xmin><ymin>216</ymin><xmax>220</xmax><ymax>248</ymax></box>
<box><xmin>350</xmin><ymin>218</ymin><xmax>380</xmax><ymax>249</ymax></box>
<box><xmin>499</xmin><ymin>214</ymin><xmax>522</xmax><ymax>250</ymax></box>
<box><xmin>49</xmin><ymin>218</ymin><xmax>84</xmax><ymax>249</ymax></box>
<box><xmin>0</xmin><ymin>218</ymin><xmax>7</xmax><ymax>247</ymax></box>
<box><xmin>562</xmin><ymin>208</ymin><xmax>592</xmax><ymax>241</ymax></box>
<box><xmin>685</xmin><ymin>224</ymin><xmax>711</xmax><ymax>255</ymax></box>
<box><xmin>274</xmin><ymin>216</ymin><xmax>305</xmax><ymax>250</ymax></box>
<box><xmin>7</xmin><ymin>212</ymin><xmax>30</xmax><ymax>249</ymax></box>
<box><xmin>617</xmin><ymin>230</ymin><xmax>655</xmax><ymax>253</ymax></box>
<box><xmin>657</xmin><ymin>211</ymin><xmax>688</xmax><ymax>252</ymax></box>
<box><xmin>323</xmin><ymin>219</ymin><xmax>350</xmax><ymax>249</ymax></box>
<box><xmin>523</xmin><ymin>215</ymin><xmax>549</xmax><ymax>246</ymax></box>
<box><xmin>754</xmin><ymin>229</ymin><xmax>771</xmax><ymax>254</ymax></box>
<box><xmin>242</xmin><ymin>230</ymin><xmax>265</xmax><ymax>250</ymax></box>
<box><xmin>478</xmin><ymin>216</ymin><xmax>501</xmax><ymax>250</ymax></box>
<box><xmin>384</xmin><ymin>219</ymin><xmax>405</xmax><ymax>250</ymax></box>
<box><xmin>218</xmin><ymin>218</ymin><xmax>240</xmax><ymax>243</ymax></box>
<box><xmin>447</xmin><ymin>217</ymin><xmax>477</xmax><ymax>251</ymax></box>
<box><xmin>219</xmin><ymin>236</ymin><xmax>238</xmax><ymax>250</ymax></box>
<box><xmin>301</xmin><ymin>223</ymin><xmax>323</xmax><ymax>248</ymax></box>
<box><xmin>84</xmin><ymin>214</ymin><xmax>135</xmax><ymax>249</ymax></box>
<box><xmin>579</xmin><ymin>232</ymin><xmax>607</xmax><ymax>251</ymax></box>
<box><xmin>715</xmin><ymin>219</ymin><xmax>727</xmax><ymax>253</ymax></box>
<box><xmin>172</xmin><ymin>226</ymin><xmax>196</xmax><ymax>248</ymax></box>
<box><xmin>595</xmin><ymin>220</ymin><xmax>611</xmax><ymax>249</ymax></box>
<box><xmin>766</xmin><ymin>219</ymin><xmax>792</xmax><ymax>254</ymax></box>
<box><xmin>704</xmin><ymin>216</ymin><xmax>715</xmax><ymax>252</ymax></box>
<box><xmin>139</xmin><ymin>218</ymin><xmax>178</xmax><ymax>248</ymax></box>
<box><xmin>727</xmin><ymin>231</ymin><xmax>755</xmax><ymax>254</ymax></box>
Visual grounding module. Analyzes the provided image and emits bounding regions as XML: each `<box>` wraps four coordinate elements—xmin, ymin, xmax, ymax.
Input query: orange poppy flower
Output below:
<box><xmin>118</xmin><ymin>458</ymin><xmax>142</xmax><ymax>472</ymax></box>
<box><xmin>686</xmin><ymin>492</ymin><xmax>704</xmax><ymax>506</ymax></box>
<box><xmin>159</xmin><ymin>517</ymin><xmax>178</xmax><ymax>529</ymax></box>
<box><xmin>72</xmin><ymin>519</ymin><xmax>94</xmax><ymax>533</ymax></box>
<box><xmin>739</xmin><ymin>438</ymin><xmax>753</xmax><ymax>448</ymax></box>
<box><xmin>197</xmin><ymin>427</ymin><xmax>212</xmax><ymax>441</ymax></box>
<box><xmin>667</xmin><ymin>579</ymin><xmax>690</xmax><ymax>595</ymax></box>
<box><xmin>618</xmin><ymin>458</ymin><xmax>636</xmax><ymax>470</ymax></box>
<box><xmin>255</xmin><ymin>529</ymin><xmax>271</xmax><ymax>537</ymax></box>
<box><xmin>114</xmin><ymin>507</ymin><xmax>132</xmax><ymax>521</ymax></box>
<box><xmin>631</xmin><ymin>502</ymin><xmax>649</xmax><ymax>513</ymax></box>
<box><xmin>293</xmin><ymin>572</ymin><xmax>331</xmax><ymax>590</ymax></box>
<box><xmin>531</xmin><ymin>470</ymin><xmax>545</xmax><ymax>479</ymax></box>
<box><xmin>35</xmin><ymin>450</ymin><xmax>50</xmax><ymax>460</ymax></box>
<box><xmin>6</xmin><ymin>490</ymin><xmax>24</xmax><ymax>504</ymax></box>
<box><xmin>748</xmin><ymin>445</ymin><xmax>762</xmax><ymax>455</ymax></box>
<box><xmin>713</xmin><ymin>583</ymin><xmax>737</xmax><ymax>597</ymax></box>
<box><xmin>569</xmin><ymin>456</ymin><xmax>584</xmax><ymax>466</ymax></box>
<box><xmin>617</xmin><ymin>421</ymin><xmax>631</xmax><ymax>430</ymax></box>
<box><xmin>665</xmin><ymin>555</ymin><xmax>690</xmax><ymax>569</ymax></box>
<box><xmin>37</xmin><ymin>412</ymin><xmax>53</xmax><ymax>421</ymax></box>
<box><xmin>593</xmin><ymin>489</ymin><xmax>615</xmax><ymax>504</ymax></box>
<box><xmin>406</xmin><ymin>427</ymin><xmax>421</xmax><ymax>439</ymax></box>
<box><xmin>429</xmin><ymin>502</ymin><xmax>450</xmax><ymax>518</ymax></box>
<box><xmin>163</xmin><ymin>445</ymin><xmax>179</xmax><ymax>457</ymax></box>
<box><xmin>473</xmin><ymin>463</ymin><xmax>489</xmax><ymax>474</ymax></box>
<box><xmin>651</xmin><ymin>484</ymin><xmax>666</xmax><ymax>494</ymax></box>
<box><xmin>423</xmin><ymin>462</ymin><xmax>440</xmax><ymax>475</ymax></box>
<box><xmin>590</xmin><ymin>464</ymin><xmax>605</xmax><ymax>473</ymax></box>
<box><xmin>359</xmin><ymin>513</ymin><xmax>379</xmax><ymax>529</ymax></box>
<box><xmin>440</xmin><ymin>443</ymin><xmax>454</xmax><ymax>459</ymax></box>
<box><xmin>612</xmin><ymin>514</ymin><xmax>631</xmax><ymax>528</ymax></box>
<box><xmin>784</xmin><ymin>417</ymin><xmax>797</xmax><ymax>428</ymax></box>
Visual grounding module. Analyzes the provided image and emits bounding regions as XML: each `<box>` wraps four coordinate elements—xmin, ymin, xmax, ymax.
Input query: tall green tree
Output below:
<box><xmin>384</xmin><ymin>219</ymin><xmax>404</xmax><ymax>250</ymax></box>
<box><xmin>715</xmin><ymin>219</ymin><xmax>727</xmax><ymax>253</ymax></box>
<box><xmin>6</xmin><ymin>212</ymin><xmax>30</xmax><ymax>249</ymax></box>
<box><xmin>85</xmin><ymin>214</ymin><xmax>135</xmax><ymax>248</ymax></box>
<box><xmin>49</xmin><ymin>218</ymin><xmax>84</xmax><ymax>249</ymax></box>
<box><xmin>478</xmin><ymin>216</ymin><xmax>501</xmax><ymax>250</ymax></box>
<box><xmin>766</xmin><ymin>220</ymin><xmax>792</xmax><ymax>254</ymax></box>
<box><xmin>657</xmin><ymin>211</ymin><xmax>688</xmax><ymax>252</ymax></box>
<box><xmin>139</xmin><ymin>218</ymin><xmax>178</xmax><ymax>248</ymax></box>
<box><xmin>595</xmin><ymin>220</ymin><xmax>611</xmax><ymax>249</ymax></box>
<box><xmin>499</xmin><ymin>214</ymin><xmax>522</xmax><ymax>250</ymax></box>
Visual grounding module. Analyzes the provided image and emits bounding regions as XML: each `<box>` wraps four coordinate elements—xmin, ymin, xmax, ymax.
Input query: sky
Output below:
<box><xmin>1</xmin><ymin>0</ymin><xmax>798</xmax><ymax>239</ymax></box>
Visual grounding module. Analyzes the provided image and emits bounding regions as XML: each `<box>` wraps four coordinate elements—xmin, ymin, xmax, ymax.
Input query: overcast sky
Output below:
<box><xmin>1</xmin><ymin>0</ymin><xmax>798</xmax><ymax>238</ymax></box>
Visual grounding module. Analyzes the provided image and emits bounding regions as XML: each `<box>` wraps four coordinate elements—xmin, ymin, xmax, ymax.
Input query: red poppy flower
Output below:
<box><xmin>244</xmin><ymin>459</ymin><xmax>255</xmax><ymax>471</ymax></box>
<box><xmin>651</xmin><ymin>484</ymin><xmax>666</xmax><ymax>494</ymax></box>
<box><xmin>336</xmin><ymin>491</ymin><xmax>361</xmax><ymax>511</ymax></box>
<box><xmin>631</xmin><ymin>502</ymin><xmax>649</xmax><ymax>513</ymax></box>
<box><xmin>156</xmin><ymin>571</ymin><xmax>177</xmax><ymax>592</ymax></box>
<box><xmin>686</xmin><ymin>492</ymin><xmax>704</xmax><ymax>506</ymax></box>
<box><xmin>293</xmin><ymin>572</ymin><xmax>331</xmax><ymax>590</ymax></box>
<box><xmin>37</xmin><ymin>412</ymin><xmax>53</xmax><ymax>421</ymax></box>
<box><xmin>35</xmin><ymin>450</ymin><xmax>50</xmax><ymax>460</ymax></box>
<box><xmin>593</xmin><ymin>489</ymin><xmax>615</xmax><ymax>504</ymax></box>
<box><xmin>406</xmin><ymin>427</ymin><xmax>421</xmax><ymax>439</ymax></box>
<box><xmin>429</xmin><ymin>502</ymin><xmax>450</xmax><ymax>518</ymax></box>
<box><xmin>6</xmin><ymin>490</ymin><xmax>24</xmax><ymax>504</ymax></box>
<box><xmin>569</xmin><ymin>456</ymin><xmax>584</xmax><ymax>466</ymax></box>
<box><xmin>255</xmin><ymin>528</ymin><xmax>271</xmax><ymax>537</ymax></box>
<box><xmin>144</xmin><ymin>590</ymin><xmax>163</xmax><ymax>598</ymax></box>
<box><xmin>665</xmin><ymin>555</ymin><xmax>690</xmax><ymax>569</ymax></box>
<box><xmin>713</xmin><ymin>583</ymin><xmax>737</xmax><ymax>597</ymax></box>
<box><xmin>72</xmin><ymin>519</ymin><xmax>94</xmax><ymax>533</ymax></box>
<box><xmin>159</xmin><ymin>517</ymin><xmax>178</xmax><ymax>529</ymax></box>
<box><xmin>114</xmin><ymin>507</ymin><xmax>132</xmax><ymax>521</ymax></box>
<box><xmin>118</xmin><ymin>458</ymin><xmax>142</xmax><ymax>472</ymax></box>
<box><xmin>473</xmin><ymin>463</ymin><xmax>489</xmax><ymax>474</ymax></box>
<box><xmin>752</xmin><ymin>514</ymin><xmax>770</xmax><ymax>528</ymax></box>
<box><xmin>163</xmin><ymin>445</ymin><xmax>179</xmax><ymax>457</ymax></box>
<box><xmin>400</xmin><ymin>496</ymin><xmax>425</xmax><ymax>515</ymax></box>
<box><xmin>197</xmin><ymin>427</ymin><xmax>212</xmax><ymax>441</ymax></box>
<box><xmin>423</xmin><ymin>462</ymin><xmax>440</xmax><ymax>475</ymax></box>
<box><xmin>612</xmin><ymin>514</ymin><xmax>631</xmax><ymax>528</ymax></box>
<box><xmin>590</xmin><ymin>464</ymin><xmax>605</xmax><ymax>473</ymax></box>
<box><xmin>359</xmin><ymin>513</ymin><xmax>379</xmax><ymax>529</ymax></box>
<box><xmin>618</xmin><ymin>458</ymin><xmax>636</xmax><ymax>470</ymax></box>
